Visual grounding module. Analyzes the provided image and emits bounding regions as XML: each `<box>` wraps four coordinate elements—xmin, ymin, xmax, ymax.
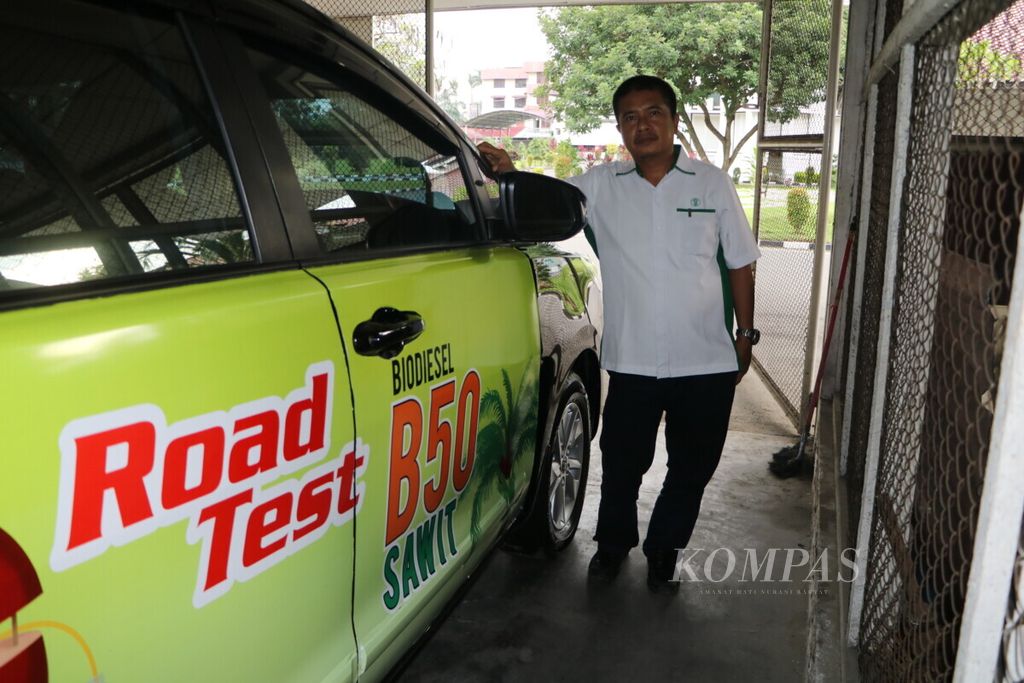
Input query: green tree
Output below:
<box><xmin>537</xmin><ymin>5</ymin><xmax>764</xmax><ymax>169</ymax></box>
<box><xmin>957</xmin><ymin>39</ymin><xmax>1023</xmax><ymax>85</ymax></box>
<box><xmin>373</xmin><ymin>14</ymin><xmax>464</xmax><ymax>122</ymax></box>
<box><xmin>539</xmin><ymin>4</ymin><xmax>832</xmax><ymax>171</ymax></box>
<box><xmin>434</xmin><ymin>78</ymin><xmax>465</xmax><ymax>123</ymax></box>
<box><xmin>373</xmin><ymin>15</ymin><xmax>427</xmax><ymax>87</ymax></box>
<box><xmin>526</xmin><ymin>137</ymin><xmax>552</xmax><ymax>168</ymax></box>
<box><xmin>763</xmin><ymin>2</ymin><xmax>833</xmax><ymax>124</ymax></box>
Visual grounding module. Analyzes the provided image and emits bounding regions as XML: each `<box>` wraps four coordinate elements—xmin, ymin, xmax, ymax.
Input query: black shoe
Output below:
<box><xmin>588</xmin><ymin>549</ymin><xmax>626</xmax><ymax>583</ymax></box>
<box><xmin>646</xmin><ymin>551</ymin><xmax>680</xmax><ymax>595</ymax></box>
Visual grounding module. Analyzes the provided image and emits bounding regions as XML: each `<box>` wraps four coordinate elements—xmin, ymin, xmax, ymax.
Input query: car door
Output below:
<box><xmin>0</xmin><ymin>4</ymin><xmax>358</xmax><ymax>681</ymax></box>
<box><xmin>223</xmin><ymin>32</ymin><xmax>544</xmax><ymax>679</ymax></box>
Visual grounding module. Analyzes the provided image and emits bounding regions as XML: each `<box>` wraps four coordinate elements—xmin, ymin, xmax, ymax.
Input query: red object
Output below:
<box><xmin>804</xmin><ymin>230</ymin><xmax>857</xmax><ymax>433</ymax></box>
<box><xmin>0</xmin><ymin>528</ymin><xmax>47</xmax><ymax>682</ymax></box>
<box><xmin>0</xmin><ymin>528</ymin><xmax>42</xmax><ymax>623</ymax></box>
<box><xmin>0</xmin><ymin>632</ymin><xmax>48</xmax><ymax>683</ymax></box>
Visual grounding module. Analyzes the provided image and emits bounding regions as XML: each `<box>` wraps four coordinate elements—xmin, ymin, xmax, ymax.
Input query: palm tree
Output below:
<box><xmin>469</xmin><ymin>364</ymin><xmax>539</xmax><ymax>541</ymax></box>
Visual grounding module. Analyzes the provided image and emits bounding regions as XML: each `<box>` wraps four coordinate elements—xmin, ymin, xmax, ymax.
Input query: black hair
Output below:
<box><xmin>612</xmin><ymin>75</ymin><xmax>677</xmax><ymax>119</ymax></box>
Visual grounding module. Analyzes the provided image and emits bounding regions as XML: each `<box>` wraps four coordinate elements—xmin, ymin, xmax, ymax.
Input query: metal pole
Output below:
<box><xmin>800</xmin><ymin>0</ymin><xmax>846</xmax><ymax>428</ymax></box>
<box><xmin>822</xmin><ymin>0</ymin><xmax>876</xmax><ymax>400</ymax></box>
<box><xmin>750</xmin><ymin>0</ymin><xmax>773</xmax><ymax>274</ymax></box>
<box><xmin>425</xmin><ymin>0</ymin><xmax>435</xmax><ymax>96</ymax></box>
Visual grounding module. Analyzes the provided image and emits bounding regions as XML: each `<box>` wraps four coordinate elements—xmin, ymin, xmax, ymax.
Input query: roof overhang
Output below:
<box><xmin>434</xmin><ymin>0</ymin><xmax>754</xmax><ymax>9</ymax></box>
<box><xmin>308</xmin><ymin>0</ymin><xmax>754</xmax><ymax>16</ymax></box>
<box><xmin>463</xmin><ymin>109</ymin><xmax>545</xmax><ymax>128</ymax></box>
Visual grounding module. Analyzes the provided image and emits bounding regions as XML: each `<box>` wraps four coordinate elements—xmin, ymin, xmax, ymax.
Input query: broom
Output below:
<box><xmin>769</xmin><ymin>229</ymin><xmax>857</xmax><ymax>478</ymax></box>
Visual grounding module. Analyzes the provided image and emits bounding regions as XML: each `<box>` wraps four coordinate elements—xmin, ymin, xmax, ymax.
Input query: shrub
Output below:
<box><xmin>794</xmin><ymin>171</ymin><xmax>806</xmax><ymax>185</ymax></box>
<box><xmin>333</xmin><ymin>159</ymin><xmax>355</xmax><ymax>176</ymax></box>
<box><xmin>553</xmin><ymin>140</ymin><xmax>580</xmax><ymax>179</ymax></box>
<box><xmin>804</xmin><ymin>165</ymin><xmax>819</xmax><ymax>186</ymax></box>
<box><xmin>787</xmin><ymin>188</ymin><xmax>813</xmax><ymax>236</ymax></box>
<box><xmin>554</xmin><ymin>155</ymin><xmax>575</xmax><ymax>179</ymax></box>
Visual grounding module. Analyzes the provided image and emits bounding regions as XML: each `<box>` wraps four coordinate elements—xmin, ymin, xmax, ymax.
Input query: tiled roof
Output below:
<box><xmin>969</xmin><ymin>0</ymin><xmax>1024</xmax><ymax>60</ymax></box>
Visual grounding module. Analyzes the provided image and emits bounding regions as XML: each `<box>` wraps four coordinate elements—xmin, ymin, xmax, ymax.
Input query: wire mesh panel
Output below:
<box><xmin>1001</xmin><ymin>514</ymin><xmax>1024</xmax><ymax>681</ymax></box>
<box><xmin>764</xmin><ymin>0</ymin><xmax>833</xmax><ymax>138</ymax></box>
<box><xmin>755</xmin><ymin>0</ymin><xmax>837</xmax><ymax>423</ymax></box>
<box><xmin>844</xmin><ymin>0</ymin><xmax>904</xmax><ymax>547</ymax></box>
<box><xmin>754</xmin><ymin>151</ymin><xmax>825</xmax><ymax>422</ymax></box>
<box><xmin>856</xmin><ymin>0</ymin><xmax>1023</xmax><ymax>679</ymax></box>
<box><xmin>305</xmin><ymin>0</ymin><xmax>428</xmax><ymax>89</ymax></box>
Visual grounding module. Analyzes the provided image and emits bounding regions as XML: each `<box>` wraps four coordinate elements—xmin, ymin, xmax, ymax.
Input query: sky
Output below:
<box><xmin>433</xmin><ymin>8</ymin><xmax>551</xmax><ymax>96</ymax></box>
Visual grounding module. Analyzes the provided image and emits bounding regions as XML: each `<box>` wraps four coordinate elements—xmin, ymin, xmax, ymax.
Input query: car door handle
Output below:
<box><xmin>352</xmin><ymin>307</ymin><xmax>425</xmax><ymax>359</ymax></box>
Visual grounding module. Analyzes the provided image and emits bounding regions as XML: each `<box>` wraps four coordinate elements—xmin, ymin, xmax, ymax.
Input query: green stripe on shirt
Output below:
<box><xmin>717</xmin><ymin>245</ymin><xmax>737</xmax><ymax>364</ymax></box>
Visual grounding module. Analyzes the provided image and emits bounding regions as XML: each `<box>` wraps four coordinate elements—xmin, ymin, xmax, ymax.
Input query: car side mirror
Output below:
<box><xmin>498</xmin><ymin>171</ymin><xmax>586</xmax><ymax>242</ymax></box>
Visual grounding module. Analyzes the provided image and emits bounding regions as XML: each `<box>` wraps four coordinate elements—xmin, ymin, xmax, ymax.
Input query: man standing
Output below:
<box><xmin>479</xmin><ymin>75</ymin><xmax>760</xmax><ymax>594</ymax></box>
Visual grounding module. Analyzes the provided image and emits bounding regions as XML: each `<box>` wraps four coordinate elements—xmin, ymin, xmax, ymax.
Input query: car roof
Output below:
<box><xmin>204</xmin><ymin>0</ymin><xmax>455</xmax><ymax>130</ymax></box>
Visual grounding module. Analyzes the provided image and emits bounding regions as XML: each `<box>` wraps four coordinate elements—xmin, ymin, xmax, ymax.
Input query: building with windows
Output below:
<box><xmin>466</xmin><ymin>62</ymin><xmax>552</xmax><ymax>138</ymax></box>
<box><xmin>465</xmin><ymin>61</ymin><xmax>840</xmax><ymax>181</ymax></box>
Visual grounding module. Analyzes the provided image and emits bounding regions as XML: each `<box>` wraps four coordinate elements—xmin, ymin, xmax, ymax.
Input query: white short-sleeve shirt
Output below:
<box><xmin>568</xmin><ymin>150</ymin><xmax>761</xmax><ymax>378</ymax></box>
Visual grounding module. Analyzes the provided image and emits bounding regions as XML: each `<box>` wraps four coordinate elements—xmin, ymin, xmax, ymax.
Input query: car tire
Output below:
<box><xmin>527</xmin><ymin>372</ymin><xmax>591</xmax><ymax>553</ymax></box>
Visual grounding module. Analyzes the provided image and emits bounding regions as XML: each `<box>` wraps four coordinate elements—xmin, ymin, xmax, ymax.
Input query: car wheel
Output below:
<box><xmin>502</xmin><ymin>372</ymin><xmax>591</xmax><ymax>553</ymax></box>
<box><xmin>540</xmin><ymin>373</ymin><xmax>591</xmax><ymax>551</ymax></box>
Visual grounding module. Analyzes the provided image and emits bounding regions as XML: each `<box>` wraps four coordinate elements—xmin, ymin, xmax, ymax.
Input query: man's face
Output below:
<box><xmin>616</xmin><ymin>89</ymin><xmax>679</xmax><ymax>163</ymax></box>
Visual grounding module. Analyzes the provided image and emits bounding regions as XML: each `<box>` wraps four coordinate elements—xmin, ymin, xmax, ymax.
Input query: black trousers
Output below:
<box><xmin>595</xmin><ymin>370</ymin><xmax>737</xmax><ymax>557</ymax></box>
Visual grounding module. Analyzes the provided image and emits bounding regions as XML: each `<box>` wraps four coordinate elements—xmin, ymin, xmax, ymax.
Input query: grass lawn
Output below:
<box><xmin>735</xmin><ymin>184</ymin><xmax>836</xmax><ymax>243</ymax></box>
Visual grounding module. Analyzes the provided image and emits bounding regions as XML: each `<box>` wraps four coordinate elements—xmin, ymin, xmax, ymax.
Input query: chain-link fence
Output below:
<box><xmin>305</xmin><ymin>0</ymin><xmax>428</xmax><ymax>89</ymax></box>
<box><xmin>764</xmin><ymin>0</ymin><xmax>833</xmax><ymax>139</ymax></box>
<box><xmin>843</xmin><ymin>0</ymin><xmax>902</xmax><ymax>542</ymax></box>
<box><xmin>755</xmin><ymin>0</ymin><xmax>837</xmax><ymax>425</ymax></box>
<box><xmin>846</xmin><ymin>0</ymin><xmax>1024</xmax><ymax>679</ymax></box>
<box><xmin>754</xmin><ymin>151</ymin><xmax>826</xmax><ymax>424</ymax></box>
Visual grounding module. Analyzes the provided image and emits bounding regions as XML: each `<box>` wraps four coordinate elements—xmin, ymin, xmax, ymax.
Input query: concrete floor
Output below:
<box><xmin>399</xmin><ymin>371</ymin><xmax>812</xmax><ymax>682</ymax></box>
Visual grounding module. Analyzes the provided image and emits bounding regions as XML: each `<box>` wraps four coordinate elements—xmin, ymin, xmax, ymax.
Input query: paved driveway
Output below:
<box><xmin>399</xmin><ymin>371</ymin><xmax>812</xmax><ymax>682</ymax></box>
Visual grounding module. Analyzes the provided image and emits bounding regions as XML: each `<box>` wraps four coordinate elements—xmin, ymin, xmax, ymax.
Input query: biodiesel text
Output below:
<box><xmin>382</xmin><ymin>368</ymin><xmax>480</xmax><ymax>609</ymax></box>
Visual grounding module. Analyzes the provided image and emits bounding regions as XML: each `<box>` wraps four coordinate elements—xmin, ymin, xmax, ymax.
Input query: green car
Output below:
<box><xmin>0</xmin><ymin>1</ymin><xmax>602</xmax><ymax>680</ymax></box>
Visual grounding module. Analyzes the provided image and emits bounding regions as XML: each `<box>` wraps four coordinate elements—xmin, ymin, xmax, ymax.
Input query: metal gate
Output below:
<box><xmin>837</xmin><ymin>0</ymin><xmax>1024</xmax><ymax>679</ymax></box>
<box><xmin>752</xmin><ymin>0</ymin><xmax>845</xmax><ymax>427</ymax></box>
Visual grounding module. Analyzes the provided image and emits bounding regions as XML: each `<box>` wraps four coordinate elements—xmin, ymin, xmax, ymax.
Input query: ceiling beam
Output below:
<box><xmin>435</xmin><ymin>0</ymin><xmax>754</xmax><ymax>9</ymax></box>
<box><xmin>309</xmin><ymin>0</ymin><xmax>754</xmax><ymax>17</ymax></box>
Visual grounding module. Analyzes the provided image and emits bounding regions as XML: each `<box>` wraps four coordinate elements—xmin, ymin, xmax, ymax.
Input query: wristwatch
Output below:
<box><xmin>735</xmin><ymin>328</ymin><xmax>761</xmax><ymax>344</ymax></box>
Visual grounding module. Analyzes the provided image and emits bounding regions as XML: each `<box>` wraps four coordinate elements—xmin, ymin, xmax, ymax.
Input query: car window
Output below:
<box><xmin>244</xmin><ymin>47</ymin><xmax>478</xmax><ymax>253</ymax></box>
<box><xmin>0</xmin><ymin>3</ymin><xmax>252</xmax><ymax>294</ymax></box>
